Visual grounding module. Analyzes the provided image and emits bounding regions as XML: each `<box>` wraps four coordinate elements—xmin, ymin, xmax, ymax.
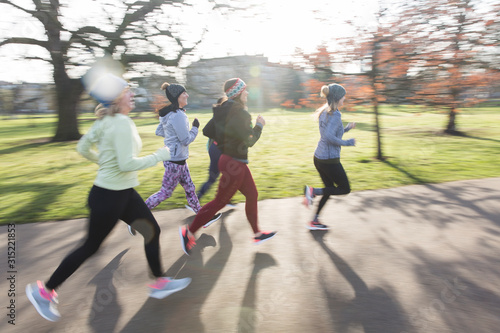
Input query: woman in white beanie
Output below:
<box><xmin>303</xmin><ymin>83</ymin><xmax>356</xmax><ymax>230</ymax></box>
<box><xmin>26</xmin><ymin>74</ymin><xmax>191</xmax><ymax>322</ymax></box>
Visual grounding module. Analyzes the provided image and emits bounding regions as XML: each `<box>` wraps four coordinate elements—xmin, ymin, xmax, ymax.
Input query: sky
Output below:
<box><xmin>0</xmin><ymin>0</ymin><xmax>380</xmax><ymax>83</ymax></box>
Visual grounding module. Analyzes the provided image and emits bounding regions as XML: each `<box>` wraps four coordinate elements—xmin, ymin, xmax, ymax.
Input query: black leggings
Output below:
<box><xmin>314</xmin><ymin>158</ymin><xmax>351</xmax><ymax>216</ymax></box>
<box><xmin>46</xmin><ymin>185</ymin><xmax>163</xmax><ymax>290</ymax></box>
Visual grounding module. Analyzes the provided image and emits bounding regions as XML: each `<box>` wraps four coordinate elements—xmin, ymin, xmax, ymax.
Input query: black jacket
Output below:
<box><xmin>203</xmin><ymin>99</ymin><xmax>262</xmax><ymax>162</ymax></box>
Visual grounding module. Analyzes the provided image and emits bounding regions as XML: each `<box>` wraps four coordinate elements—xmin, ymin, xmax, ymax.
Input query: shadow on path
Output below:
<box><xmin>237</xmin><ymin>252</ymin><xmax>277</xmax><ymax>333</ymax></box>
<box><xmin>87</xmin><ymin>249</ymin><xmax>129</xmax><ymax>333</ymax></box>
<box><xmin>355</xmin><ymin>162</ymin><xmax>500</xmax><ymax>229</ymax></box>
<box><xmin>120</xmin><ymin>216</ymin><xmax>233</xmax><ymax>332</ymax></box>
<box><xmin>311</xmin><ymin>231</ymin><xmax>414</xmax><ymax>333</ymax></box>
<box><xmin>408</xmin><ymin>247</ymin><xmax>500</xmax><ymax>333</ymax></box>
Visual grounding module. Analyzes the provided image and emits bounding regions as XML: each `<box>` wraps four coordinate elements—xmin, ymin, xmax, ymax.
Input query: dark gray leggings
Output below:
<box><xmin>314</xmin><ymin>157</ymin><xmax>351</xmax><ymax>216</ymax></box>
<box><xmin>197</xmin><ymin>142</ymin><xmax>222</xmax><ymax>200</ymax></box>
<box><xmin>46</xmin><ymin>185</ymin><xmax>163</xmax><ymax>290</ymax></box>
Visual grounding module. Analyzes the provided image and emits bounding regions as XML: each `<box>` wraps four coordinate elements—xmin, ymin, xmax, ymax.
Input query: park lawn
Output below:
<box><xmin>0</xmin><ymin>106</ymin><xmax>499</xmax><ymax>224</ymax></box>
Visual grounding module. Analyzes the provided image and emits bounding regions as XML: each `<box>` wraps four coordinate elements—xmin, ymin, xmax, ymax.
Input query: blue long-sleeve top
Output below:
<box><xmin>314</xmin><ymin>109</ymin><xmax>355</xmax><ymax>160</ymax></box>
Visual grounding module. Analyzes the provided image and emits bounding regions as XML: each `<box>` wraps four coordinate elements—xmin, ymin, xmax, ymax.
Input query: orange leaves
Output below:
<box><xmin>280</xmin><ymin>99</ymin><xmax>302</xmax><ymax>109</ymax></box>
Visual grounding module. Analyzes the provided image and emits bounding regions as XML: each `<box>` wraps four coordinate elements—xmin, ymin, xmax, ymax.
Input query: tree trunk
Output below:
<box><xmin>373</xmin><ymin>101</ymin><xmax>384</xmax><ymax>160</ymax></box>
<box><xmin>52</xmin><ymin>78</ymin><xmax>84</xmax><ymax>142</ymax></box>
<box><xmin>444</xmin><ymin>107</ymin><xmax>461</xmax><ymax>135</ymax></box>
<box><xmin>372</xmin><ymin>35</ymin><xmax>384</xmax><ymax>160</ymax></box>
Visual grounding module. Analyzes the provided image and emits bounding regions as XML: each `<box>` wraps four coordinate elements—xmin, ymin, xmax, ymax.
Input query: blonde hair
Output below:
<box><xmin>313</xmin><ymin>85</ymin><xmax>333</xmax><ymax>120</ymax></box>
<box><xmin>93</xmin><ymin>87</ymin><xmax>129</xmax><ymax>119</ymax></box>
<box><xmin>94</xmin><ymin>103</ymin><xmax>120</xmax><ymax>119</ymax></box>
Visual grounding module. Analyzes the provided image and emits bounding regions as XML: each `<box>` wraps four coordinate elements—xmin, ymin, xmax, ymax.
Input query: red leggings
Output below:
<box><xmin>189</xmin><ymin>154</ymin><xmax>259</xmax><ymax>234</ymax></box>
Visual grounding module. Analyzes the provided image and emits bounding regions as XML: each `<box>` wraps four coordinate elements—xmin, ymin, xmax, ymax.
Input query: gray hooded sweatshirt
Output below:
<box><xmin>155</xmin><ymin>109</ymin><xmax>198</xmax><ymax>162</ymax></box>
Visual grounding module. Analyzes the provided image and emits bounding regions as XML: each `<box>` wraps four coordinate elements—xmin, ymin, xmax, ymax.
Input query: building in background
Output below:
<box><xmin>185</xmin><ymin>55</ymin><xmax>310</xmax><ymax>109</ymax></box>
<box><xmin>0</xmin><ymin>55</ymin><xmax>313</xmax><ymax>115</ymax></box>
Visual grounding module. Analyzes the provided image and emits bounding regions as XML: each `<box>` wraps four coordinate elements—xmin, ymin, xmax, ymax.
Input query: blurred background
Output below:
<box><xmin>0</xmin><ymin>0</ymin><xmax>499</xmax><ymax>142</ymax></box>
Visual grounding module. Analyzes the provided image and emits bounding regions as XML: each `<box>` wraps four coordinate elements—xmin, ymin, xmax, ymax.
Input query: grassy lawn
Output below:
<box><xmin>1</xmin><ymin>106</ymin><xmax>499</xmax><ymax>224</ymax></box>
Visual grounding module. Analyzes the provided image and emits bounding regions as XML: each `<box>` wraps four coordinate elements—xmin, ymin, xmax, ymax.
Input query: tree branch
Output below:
<box><xmin>0</xmin><ymin>0</ymin><xmax>35</xmax><ymax>15</ymax></box>
<box><xmin>25</xmin><ymin>55</ymin><xmax>52</xmax><ymax>63</ymax></box>
<box><xmin>121</xmin><ymin>53</ymin><xmax>187</xmax><ymax>66</ymax></box>
<box><xmin>0</xmin><ymin>37</ymin><xmax>49</xmax><ymax>50</ymax></box>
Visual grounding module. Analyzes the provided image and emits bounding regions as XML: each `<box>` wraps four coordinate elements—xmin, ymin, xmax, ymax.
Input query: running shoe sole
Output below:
<box><xmin>127</xmin><ymin>225</ymin><xmax>137</xmax><ymax>236</ymax></box>
<box><xmin>179</xmin><ymin>227</ymin><xmax>191</xmax><ymax>255</ymax></box>
<box><xmin>203</xmin><ymin>213</ymin><xmax>222</xmax><ymax>228</ymax></box>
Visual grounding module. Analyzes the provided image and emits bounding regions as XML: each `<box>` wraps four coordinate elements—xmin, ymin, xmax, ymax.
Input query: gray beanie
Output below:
<box><xmin>327</xmin><ymin>83</ymin><xmax>346</xmax><ymax>106</ymax></box>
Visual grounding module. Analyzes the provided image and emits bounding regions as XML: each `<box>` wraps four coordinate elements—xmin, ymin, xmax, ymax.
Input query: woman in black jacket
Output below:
<box><xmin>179</xmin><ymin>78</ymin><xmax>277</xmax><ymax>255</ymax></box>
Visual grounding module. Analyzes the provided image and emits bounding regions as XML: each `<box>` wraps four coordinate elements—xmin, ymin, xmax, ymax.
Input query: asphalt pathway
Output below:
<box><xmin>1</xmin><ymin>178</ymin><xmax>499</xmax><ymax>333</ymax></box>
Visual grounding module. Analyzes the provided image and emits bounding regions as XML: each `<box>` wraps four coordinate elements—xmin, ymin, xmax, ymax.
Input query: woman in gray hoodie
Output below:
<box><xmin>143</xmin><ymin>83</ymin><xmax>221</xmax><ymax>225</ymax></box>
<box><xmin>303</xmin><ymin>83</ymin><xmax>356</xmax><ymax>230</ymax></box>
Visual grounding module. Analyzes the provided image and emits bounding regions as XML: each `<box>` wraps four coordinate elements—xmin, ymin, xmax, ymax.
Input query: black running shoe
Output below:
<box><xmin>307</xmin><ymin>221</ymin><xmax>329</xmax><ymax>230</ymax></box>
<box><xmin>253</xmin><ymin>231</ymin><xmax>277</xmax><ymax>244</ymax></box>
<box><xmin>203</xmin><ymin>213</ymin><xmax>222</xmax><ymax>228</ymax></box>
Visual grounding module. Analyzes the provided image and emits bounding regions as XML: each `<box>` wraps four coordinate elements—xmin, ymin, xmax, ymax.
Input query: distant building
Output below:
<box><xmin>185</xmin><ymin>55</ymin><xmax>310</xmax><ymax>109</ymax></box>
<box><xmin>0</xmin><ymin>56</ymin><xmax>312</xmax><ymax>114</ymax></box>
<box><xmin>0</xmin><ymin>81</ymin><xmax>56</xmax><ymax>114</ymax></box>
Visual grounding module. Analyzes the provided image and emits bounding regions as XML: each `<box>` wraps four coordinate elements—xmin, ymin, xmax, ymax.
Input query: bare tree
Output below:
<box><xmin>0</xmin><ymin>0</ymin><xmax>239</xmax><ymax>141</ymax></box>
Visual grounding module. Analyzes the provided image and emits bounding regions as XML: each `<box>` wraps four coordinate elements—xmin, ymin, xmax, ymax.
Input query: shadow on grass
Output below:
<box><xmin>0</xmin><ymin>139</ymin><xmax>53</xmax><ymax>155</ymax></box>
<box><xmin>462</xmin><ymin>134</ymin><xmax>500</xmax><ymax>144</ymax></box>
<box><xmin>310</xmin><ymin>230</ymin><xmax>414</xmax><ymax>333</ymax></box>
<box><xmin>382</xmin><ymin>159</ymin><xmax>429</xmax><ymax>184</ymax></box>
<box><xmin>0</xmin><ymin>183</ymin><xmax>72</xmax><ymax>224</ymax></box>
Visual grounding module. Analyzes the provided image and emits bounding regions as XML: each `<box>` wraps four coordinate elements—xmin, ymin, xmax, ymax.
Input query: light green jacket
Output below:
<box><xmin>77</xmin><ymin>113</ymin><xmax>164</xmax><ymax>190</ymax></box>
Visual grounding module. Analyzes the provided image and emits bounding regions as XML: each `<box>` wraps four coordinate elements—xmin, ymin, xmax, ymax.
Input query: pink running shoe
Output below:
<box><xmin>179</xmin><ymin>226</ymin><xmax>196</xmax><ymax>255</ymax></box>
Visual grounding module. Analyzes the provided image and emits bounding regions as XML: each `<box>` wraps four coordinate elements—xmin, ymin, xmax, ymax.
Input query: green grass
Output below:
<box><xmin>1</xmin><ymin>106</ymin><xmax>499</xmax><ymax>224</ymax></box>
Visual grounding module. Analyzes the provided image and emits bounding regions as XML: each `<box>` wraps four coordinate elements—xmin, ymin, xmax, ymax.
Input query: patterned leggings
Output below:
<box><xmin>145</xmin><ymin>161</ymin><xmax>202</xmax><ymax>212</ymax></box>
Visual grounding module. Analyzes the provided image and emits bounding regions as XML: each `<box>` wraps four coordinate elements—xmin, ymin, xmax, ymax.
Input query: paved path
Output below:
<box><xmin>1</xmin><ymin>178</ymin><xmax>500</xmax><ymax>333</ymax></box>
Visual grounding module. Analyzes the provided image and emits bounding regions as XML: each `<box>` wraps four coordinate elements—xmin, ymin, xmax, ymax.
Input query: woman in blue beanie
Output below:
<box><xmin>303</xmin><ymin>83</ymin><xmax>356</xmax><ymax>230</ymax></box>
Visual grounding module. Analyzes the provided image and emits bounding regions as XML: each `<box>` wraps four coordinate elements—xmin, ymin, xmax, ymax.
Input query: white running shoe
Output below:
<box><xmin>148</xmin><ymin>277</ymin><xmax>192</xmax><ymax>299</ymax></box>
<box><xmin>26</xmin><ymin>281</ymin><xmax>60</xmax><ymax>322</ymax></box>
<box><xmin>185</xmin><ymin>205</ymin><xmax>196</xmax><ymax>214</ymax></box>
<box><xmin>303</xmin><ymin>185</ymin><xmax>314</xmax><ymax>208</ymax></box>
